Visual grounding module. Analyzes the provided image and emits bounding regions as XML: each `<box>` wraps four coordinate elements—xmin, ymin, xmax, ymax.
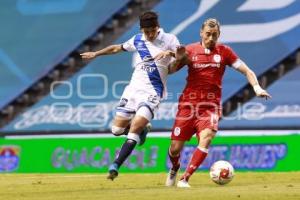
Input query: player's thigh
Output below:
<box><xmin>171</xmin><ymin>106</ymin><xmax>195</xmax><ymax>141</ymax></box>
<box><xmin>195</xmin><ymin>110</ymin><xmax>219</xmax><ymax>140</ymax></box>
<box><xmin>129</xmin><ymin>115</ymin><xmax>149</xmax><ymax>134</ymax></box>
<box><xmin>129</xmin><ymin>91</ymin><xmax>160</xmax><ymax>133</ymax></box>
<box><xmin>113</xmin><ymin>115</ymin><xmax>131</xmax><ymax>128</ymax></box>
<box><xmin>198</xmin><ymin>128</ymin><xmax>217</xmax><ymax>148</ymax></box>
<box><xmin>199</xmin><ymin>128</ymin><xmax>216</xmax><ymax>140</ymax></box>
<box><xmin>114</xmin><ymin>86</ymin><xmax>136</xmax><ymax>127</ymax></box>
<box><xmin>134</xmin><ymin>91</ymin><xmax>161</xmax><ymax>121</ymax></box>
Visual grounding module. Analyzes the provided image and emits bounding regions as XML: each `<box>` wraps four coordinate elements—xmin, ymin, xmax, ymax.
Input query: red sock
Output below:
<box><xmin>181</xmin><ymin>147</ymin><xmax>208</xmax><ymax>181</ymax></box>
<box><xmin>168</xmin><ymin>148</ymin><xmax>180</xmax><ymax>171</ymax></box>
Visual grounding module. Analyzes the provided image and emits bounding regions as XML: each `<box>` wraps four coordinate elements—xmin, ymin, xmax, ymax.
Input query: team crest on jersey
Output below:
<box><xmin>136</xmin><ymin>42</ymin><xmax>144</xmax><ymax>48</ymax></box>
<box><xmin>213</xmin><ymin>54</ymin><xmax>221</xmax><ymax>63</ymax></box>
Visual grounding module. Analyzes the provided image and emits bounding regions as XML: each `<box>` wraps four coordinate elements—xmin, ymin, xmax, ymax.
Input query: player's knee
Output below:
<box><xmin>130</xmin><ymin>108</ymin><xmax>151</xmax><ymax>133</ymax></box>
<box><xmin>169</xmin><ymin>147</ymin><xmax>180</xmax><ymax>157</ymax></box>
<box><xmin>207</xmin><ymin>131</ymin><xmax>216</xmax><ymax>140</ymax></box>
<box><xmin>170</xmin><ymin>143</ymin><xmax>182</xmax><ymax>156</ymax></box>
<box><xmin>128</xmin><ymin>118</ymin><xmax>143</xmax><ymax>132</ymax></box>
<box><xmin>201</xmin><ymin>129</ymin><xmax>216</xmax><ymax>140</ymax></box>
<box><xmin>111</xmin><ymin>126</ymin><xmax>126</xmax><ymax>136</ymax></box>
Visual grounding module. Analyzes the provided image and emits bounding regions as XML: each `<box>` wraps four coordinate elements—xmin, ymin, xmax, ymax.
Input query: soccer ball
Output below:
<box><xmin>209</xmin><ymin>160</ymin><xmax>234</xmax><ymax>185</ymax></box>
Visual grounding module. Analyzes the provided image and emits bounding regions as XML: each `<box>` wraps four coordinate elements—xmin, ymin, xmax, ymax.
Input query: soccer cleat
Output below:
<box><xmin>107</xmin><ymin>163</ymin><xmax>119</xmax><ymax>181</ymax></box>
<box><xmin>138</xmin><ymin>123</ymin><xmax>152</xmax><ymax>146</ymax></box>
<box><xmin>177</xmin><ymin>179</ymin><xmax>191</xmax><ymax>188</ymax></box>
<box><xmin>165</xmin><ymin>168</ymin><xmax>179</xmax><ymax>186</ymax></box>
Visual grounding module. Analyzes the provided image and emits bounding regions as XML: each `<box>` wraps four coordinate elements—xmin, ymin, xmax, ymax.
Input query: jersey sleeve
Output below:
<box><xmin>224</xmin><ymin>45</ymin><xmax>243</xmax><ymax>69</ymax></box>
<box><xmin>122</xmin><ymin>36</ymin><xmax>136</xmax><ymax>52</ymax></box>
<box><xmin>168</xmin><ymin>34</ymin><xmax>180</xmax><ymax>51</ymax></box>
<box><xmin>185</xmin><ymin>45</ymin><xmax>193</xmax><ymax>60</ymax></box>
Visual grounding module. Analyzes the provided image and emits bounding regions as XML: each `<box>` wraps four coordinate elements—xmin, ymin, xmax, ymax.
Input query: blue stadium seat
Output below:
<box><xmin>0</xmin><ymin>0</ymin><xmax>130</xmax><ymax>109</ymax></box>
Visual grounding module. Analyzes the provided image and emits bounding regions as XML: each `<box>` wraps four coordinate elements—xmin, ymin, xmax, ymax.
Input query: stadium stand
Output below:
<box><xmin>0</xmin><ymin>0</ymin><xmax>131</xmax><ymax>109</ymax></box>
<box><xmin>0</xmin><ymin>0</ymin><xmax>160</xmax><ymax>128</ymax></box>
<box><xmin>220</xmin><ymin>65</ymin><xmax>300</xmax><ymax>129</ymax></box>
<box><xmin>1</xmin><ymin>0</ymin><xmax>300</xmax><ymax>133</ymax></box>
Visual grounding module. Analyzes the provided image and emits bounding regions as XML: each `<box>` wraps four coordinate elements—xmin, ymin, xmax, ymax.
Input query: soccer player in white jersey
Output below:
<box><xmin>80</xmin><ymin>11</ymin><xmax>180</xmax><ymax>180</ymax></box>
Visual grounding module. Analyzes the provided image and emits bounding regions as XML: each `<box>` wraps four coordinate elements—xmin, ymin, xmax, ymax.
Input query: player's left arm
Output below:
<box><xmin>168</xmin><ymin>46</ymin><xmax>190</xmax><ymax>74</ymax></box>
<box><xmin>235</xmin><ymin>63</ymin><xmax>272</xmax><ymax>99</ymax></box>
<box><xmin>154</xmin><ymin>50</ymin><xmax>175</xmax><ymax>60</ymax></box>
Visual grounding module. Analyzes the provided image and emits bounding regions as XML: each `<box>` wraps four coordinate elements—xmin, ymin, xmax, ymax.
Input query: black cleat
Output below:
<box><xmin>107</xmin><ymin>163</ymin><xmax>119</xmax><ymax>181</ymax></box>
<box><xmin>107</xmin><ymin>170</ymin><xmax>118</xmax><ymax>181</ymax></box>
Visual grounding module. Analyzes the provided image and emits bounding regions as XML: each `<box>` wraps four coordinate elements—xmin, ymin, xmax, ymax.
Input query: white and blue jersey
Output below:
<box><xmin>117</xmin><ymin>29</ymin><xmax>180</xmax><ymax>118</ymax></box>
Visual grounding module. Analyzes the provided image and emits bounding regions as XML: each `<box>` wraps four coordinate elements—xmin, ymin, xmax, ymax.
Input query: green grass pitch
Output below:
<box><xmin>1</xmin><ymin>172</ymin><xmax>300</xmax><ymax>200</ymax></box>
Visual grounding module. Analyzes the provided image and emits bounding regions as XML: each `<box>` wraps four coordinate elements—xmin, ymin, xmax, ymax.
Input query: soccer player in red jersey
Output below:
<box><xmin>163</xmin><ymin>18</ymin><xmax>271</xmax><ymax>187</ymax></box>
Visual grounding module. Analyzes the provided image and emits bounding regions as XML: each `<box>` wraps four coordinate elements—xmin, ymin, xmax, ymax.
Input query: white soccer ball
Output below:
<box><xmin>209</xmin><ymin>160</ymin><xmax>234</xmax><ymax>185</ymax></box>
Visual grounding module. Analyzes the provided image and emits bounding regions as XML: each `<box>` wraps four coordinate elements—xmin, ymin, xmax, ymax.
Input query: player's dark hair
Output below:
<box><xmin>202</xmin><ymin>18</ymin><xmax>220</xmax><ymax>32</ymax></box>
<box><xmin>139</xmin><ymin>11</ymin><xmax>159</xmax><ymax>28</ymax></box>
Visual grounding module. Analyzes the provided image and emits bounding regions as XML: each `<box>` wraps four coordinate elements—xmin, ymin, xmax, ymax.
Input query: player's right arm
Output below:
<box><xmin>168</xmin><ymin>46</ymin><xmax>190</xmax><ymax>74</ymax></box>
<box><xmin>235</xmin><ymin>63</ymin><xmax>272</xmax><ymax>99</ymax></box>
<box><xmin>80</xmin><ymin>44</ymin><xmax>124</xmax><ymax>60</ymax></box>
<box><xmin>80</xmin><ymin>35</ymin><xmax>136</xmax><ymax>60</ymax></box>
<box><xmin>224</xmin><ymin>45</ymin><xmax>271</xmax><ymax>99</ymax></box>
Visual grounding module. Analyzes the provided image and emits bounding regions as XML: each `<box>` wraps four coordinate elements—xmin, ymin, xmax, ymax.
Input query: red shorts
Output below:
<box><xmin>171</xmin><ymin>104</ymin><xmax>220</xmax><ymax>141</ymax></box>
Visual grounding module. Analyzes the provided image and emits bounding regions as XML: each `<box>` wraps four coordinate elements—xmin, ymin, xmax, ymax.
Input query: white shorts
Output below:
<box><xmin>116</xmin><ymin>86</ymin><xmax>161</xmax><ymax>120</ymax></box>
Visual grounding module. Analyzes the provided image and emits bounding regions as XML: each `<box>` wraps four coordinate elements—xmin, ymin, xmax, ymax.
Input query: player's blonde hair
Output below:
<box><xmin>201</xmin><ymin>18</ymin><xmax>220</xmax><ymax>32</ymax></box>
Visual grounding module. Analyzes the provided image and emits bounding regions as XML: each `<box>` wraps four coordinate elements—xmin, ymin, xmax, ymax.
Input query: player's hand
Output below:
<box><xmin>80</xmin><ymin>52</ymin><xmax>96</xmax><ymax>60</ymax></box>
<box><xmin>256</xmin><ymin>90</ymin><xmax>272</xmax><ymax>100</ymax></box>
<box><xmin>175</xmin><ymin>46</ymin><xmax>187</xmax><ymax>61</ymax></box>
<box><xmin>154</xmin><ymin>51</ymin><xmax>172</xmax><ymax>60</ymax></box>
<box><xmin>254</xmin><ymin>85</ymin><xmax>272</xmax><ymax>99</ymax></box>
